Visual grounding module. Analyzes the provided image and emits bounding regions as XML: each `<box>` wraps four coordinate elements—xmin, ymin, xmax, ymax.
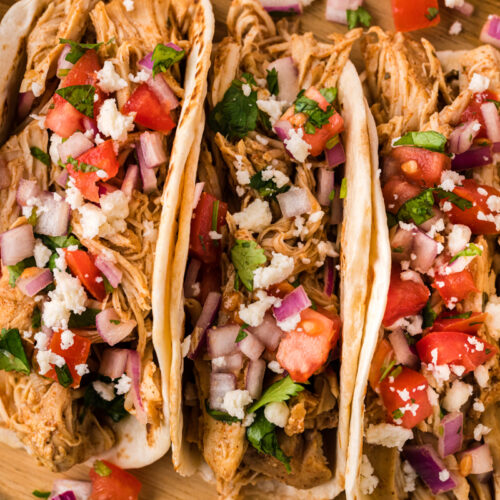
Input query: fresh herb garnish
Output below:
<box><xmin>394</xmin><ymin>131</ymin><xmax>447</xmax><ymax>153</ymax></box>
<box><xmin>236</xmin><ymin>324</ymin><xmax>249</xmax><ymax>342</ymax></box>
<box><xmin>212</xmin><ymin>200</ymin><xmax>220</xmax><ymax>232</ymax></box>
<box><xmin>266</xmin><ymin>68</ymin><xmax>279</xmax><ymax>96</ymax></box>
<box><xmin>66</xmin><ymin>155</ymin><xmax>99</xmax><ymax>172</ymax></box>
<box><xmin>55</xmin><ymin>363</ymin><xmax>73</xmax><ymax>388</ymax></box>
<box><xmin>328</xmin><ymin>189</ymin><xmax>335</xmax><ymax>201</ymax></box>
<box><xmin>447</xmin><ymin>311</ymin><xmax>472</xmax><ymax>320</ymax></box>
<box><xmin>392</xmin><ymin>246</ymin><xmax>404</xmax><ymax>253</ymax></box>
<box><xmin>7</xmin><ymin>256</ymin><xmax>36</xmax><ymax>288</ymax></box>
<box><xmin>230</xmin><ymin>239</ymin><xmax>267</xmax><ymax>291</ymax></box>
<box><xmin>387</xmin><ymin>212</ymin><xmax>398</xmax><ymax>229</ymax></box>
<box><xmin>247</xmin><ymin>376</ymin><xmax>304</xmax><ymax>413</ymax></box>
<box><xmin>295</xmin><ymin>89</ymin><xmax>335</xmax><ymax>134</ymax></box>
<box><xmin>392</xmin><ymin>408</ymin><xmax>404</xmax><ymax>420</ymax></box>
<box><xmin>30</xmin><ymin>146</ymin><xmax>50</xmax><ymax>167</ymax></box>
<box><xmin>487</xmin><ymin>99</ymin><xmax>500</xmax><ymax>111</ymax></box>
<box><xmin>379</xmin><ymin>359</ymin><xmax>396</xmax><ymax>383</ymax></box>
<box><xmin>68</xmin><ymin>308</ymin><xmax>100</xmax><ymax>328</ymax></box>
<box><xmin>32</xmin><ymin>491</ymin><xmax>50</xmax><ymax>499</ymax></box>
<box><xmin>425</xmin><ymin>7</ymin><xmax>439</xmax><ymax>21</ymax></box>
<box><xmin>346</xmin><ymin>6</ymin><xmax>372</xmax><ymax>30</ymax></box>
<box><xmin>103</xmin><ymin>276</ymin><xmax>114</xmax><ymax>295</ymax></box>
<box><xmin>434</xmin><ymin>188</ymin><xmax>473</xmax><ymax>211</ymax></box>
<box><xmin>208</xmin><ymin>74</ymin><xmax>258</xmax><ymax>139</ymax></box>
<box><xmin>110</xmin><ymin>319</ymin><xmax>121</xmax><ymax>325</ymax></box>
<box><xmin>32</xmin><ymin>306</ymin><xmax>41</xmax><ymax>329</ymax></box>
<box><xmin>0</xmin><ymin>328</ymin><xmax>30</xmax><ymax>374</ymax></box>
<box><xmin>397</xmin><ymin>189</ymin><xmax>435</xmax><ymax>225</ymax></box>
<box><xmin>390</xmin><ymin>365</ymin><xmax>402</xmax><ymax>379</ymax></box>
<box><xmin>55</xmin><ymin>85</ymin><xmax>95</xmax><ymax>118</ymax></box>
<box><xmin>205</xmin><ymin>400</ymin><xmax>240</xmax><ymax>423</ymax></box>
<box><xmin>40</xmin><ymin>234</ymin><xmax>81</xmax><ymax>251</ymax></box>
<box><xmin>422</xmin><ymin>298</ymin><xmax>437</xmax><ymax>329</ymax></box>
<box><xmin>151</xmin><ymin>43</ymin><xmax>186</xmax><ymax>77</ymax></box>
<box><xmin>449</xmin><ymin>243</ymin><xmax>482</xmax><ymax>263</ymax></box>
<box><xmin>249</xmin><ymin>170</ymin><xmax>290</xmax><ymax>198</ymax></box>
<box><xmin>340</xmin><ymin>177</ymin><xmax>347</xmax><ymax>199</ymax></box>
<box><xmin>59</xmin><ymin>38</ymin><xmax>114</xmax><ymax>64</ymax></box>
<box><xmin>320</xmin><ymin>87</ymin><xmax>338</xmax><ymax>104</ymax></box>
<box><xmin>27</xmin><ymin>206</ymin><xmax>37</xmax><ymax>226</ymax></box>
<box><xmin>82</xmin><ymin>378</ymin><xmax>127</xmax><ymax>423</ymax></box>
<box><xmin>94</xmin><ymin>460</ymin><xmax>112</xmax><ymax>477</ymax></box>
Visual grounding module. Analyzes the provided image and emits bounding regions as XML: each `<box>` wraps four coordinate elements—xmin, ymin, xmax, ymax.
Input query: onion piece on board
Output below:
<box><xmin>0</xmin><ymin>224</ymin><xmax>35</xmax><ymax>266</ymax></box>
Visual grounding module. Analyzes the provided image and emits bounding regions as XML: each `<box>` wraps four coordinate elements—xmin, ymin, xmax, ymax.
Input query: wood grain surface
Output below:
<box><xmin>0</xmin><ymin>0</ymin><xmax>497</xmax><ymax>499</ymax></box>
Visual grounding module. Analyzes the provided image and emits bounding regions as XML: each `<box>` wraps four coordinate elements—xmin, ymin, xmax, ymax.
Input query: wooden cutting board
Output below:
<box><xmin>0</xmin><ymin>0</ymin><xmax>497</xmax><ymax>498</ymax></box>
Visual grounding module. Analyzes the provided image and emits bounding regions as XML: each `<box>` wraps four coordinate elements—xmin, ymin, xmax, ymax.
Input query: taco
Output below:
<box><xmin>348</xmin><ymin>27</ymin><xmax>500</xmax><ymax>499</ymax></box>
<box><xmin>166</xmin><ymin>0</ymin><xmax>375</xmax><ymax>497</ymax></box>
<box><xmin>0</xmin><ymin>0</ymin><xmax>213</xmax><ymax>471</ymax></box>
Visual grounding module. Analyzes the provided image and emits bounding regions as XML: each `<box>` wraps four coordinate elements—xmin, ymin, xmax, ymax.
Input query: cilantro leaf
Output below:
<box><xmin>434</xmin><ymin>188</ymin><xmax>473</xmax><ymax>211</ymax></box>
<box><xmin>82</xmin><ymin>378</ymin><xmax>127</xmax><ymax>423</ymax></box>
<box><xmin>32</xmin><ymin>491</ymin><xmax>50</xmax><ymax>499</ymax></box>
<box><xmin>247</xmin><ymin>376</ymin><xmax>304</xmax><ymax>413</ymax></box>
<box><xmin>340</xmin><ymin>177</ymin><xmax>347</xmax><ymax>199</ymax></box>
<box><xmin>487</xmin><ymin>99</ymin><xmax>500</xmax><ymax>111</ymax></box>
<box><xmin>236</xmin><ymin>324</ymin><xmax>249</xmax><ymax>342</ymax></box>
<box><xmin>40</xmin><ymin>234</ymin><xmax>81</xmax><ymax>251</ymax></box>
<box><xmin>59</xmin><ymin>38</ymin><xmax>114</xmax><ymax>64</ymax></box>
<box><xmin>230</xmin><ymin>239</ymin><xmax>267</xmax><ymax>291</ymax></box>
<box><xmin>93</xmin><ymin>460</ymin><xmax>112</xmax><ymax>477</ymax></box>
<box><xmin>68</xmin><ymin>308</ymin><xmax>100</xmax><ymax>328</ymax></box>
<box><xmin>397</xmin><ymin>189</ymin><xmax>435</xmax><ymax>225</ymax></box>
<box><xmin>386</xmin><ymin>212</ymin><xmax>398</xmax><ymax>229</ymax></box>
<box><xmin>266</xmin><ymin>68</ymin><xmax>279</xmax><ymax>96</ymax></box>
<box><xmin>319</xmin><ymin>87</ymin><xmax>338</xmax><ymax>104</ymax></box>
<box><xmin>392</xmin><ymin>408</ymin><xmax>404</xmax><ymax>420</ymax></box>
<box><xmin>55</xmin><ymin>363</ymin><xmax>73</xmax><ymax>388</ymax></box>
<box><xmin>294</xmin><ymin>91</ymin><xmax>334</xmax><ymax>133</ymax></box>
<box><xmin>393</xmin><ymin>131</ymin><xmax>447</xmax><ymax>153</ymax></box>
<box><xmin>205</xmin><ymin>400</ymin><xmax>240</xmax><ymax>423</ymax></box>
<box><xmin>30</xmin><ymin>147</ymin><xmax>50</xmax><ymax>167</ymax></box>
<box><xmin>55</xmin><ymin>85</ymin><xmax>95</xmax><ymax>118</ymax></box>
<box><xmin>379</xmin><ymin>359</ymin><xmax>396</xmax><ymax>383</ymax></box>
<box><xmin>66</xmin><ymin>155</ymin><xmax>99</xmax><ymax>172</ymax></box>
<box><xmin>425</xmin><ymin>7</ymin><xmax>439</xmax><ymax>21</ymax></box>
<box><xmin>346</xmin><ymin>7</ymin><xmax>372</xmax><ymax>30</ymax></box>
<box><xmin>0</xmin><ymin>328</ymin><xmax>30</xmax><ymax>374</ymax></box>
<box><xmin>447</xmin><ymin>311</ymin><xmax>472</xmax><ymax>320</ymax></box>
<box><xmin>422</xmin><ymin>298</ymin><xmax>437</xmax><ymax>329</ymax></box>
<box><xmin>7</xmin><ymin>256</ymin><xmax>36</xmax><ymax>288</ymax></box>
<box><xmin>103</xmin><ymin>276</ymin><xmax>115</xmax><ymax>294</ymax></box>
<box><xmin>249</xmin><ymin>170</ymin><xmax>290</xmax><ymax>198</ymax></box>
<box><xmin>32</xmin><ymin>307</ymin><xmax>41</xmax><ymax>329</ymax></box>
<box><xmin>449</xmin><ymin>242</ymin><xmax>482</xmax><ymax>263</ymax></box>
<box><xmin>246</xmin><ymin>411</ymin><xmax>291</xmax><ymax>472</ymax></box>
<box><xmin>208</xmin><ymin>75</ymin><xmax>258</xmax><ymax>139</ymax></box>
<box><xmin>151</xmin><ymin>43</ymin><xmax>186</xmax><ymax>77</ymax></box>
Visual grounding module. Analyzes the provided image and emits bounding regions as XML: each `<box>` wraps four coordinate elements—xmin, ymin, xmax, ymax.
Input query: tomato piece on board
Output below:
<box><xmin>461</xmin><ymin>91</ymin><xmax>500</xmax><ymax>139</ymax></box>
<box><xmin>383</xmin><ymin>267</ymin><xmax>430</xmax><ymax>327</ymax></box>
<box><xmin>379</xmin><ymin>366</ymin><xmax>432</xmax><ymax>428</ymax></box>
<box><xmin>189</xmin><ymin>192</ymin><xmax>228</xmax><ymax>264</ymax></box>
<box><xmin>90</xmin><ymin>460</ymin><xmax>142</xmax><ymax>500</ymax></box>
<box><xmin>432</xmin><ymin>269</ymin><xmax>478</xmax><ymax>308</ymax></box>
<box><xmin>122</xmin><ymin>83</ymin><xmax>176</xmax><ymax>134</ymax></box>
<box><xmin>391</xmin><ymin>0</ymin><xmax>440</xmax><ymax>32</ymax></box>
<box><xmin>276</xmin><ymin>308</ymin><xmax>341</xmax><ymax>383</ymax></box>
<box><xmin>389</xmin><ymin>146</ymin><xmax>451</xmax><ymax>188</ymax></box>
<box><xmin>416</xmin><ymin>331</ymin><xmax>497</xmax><ymax>374</ymax></box>
<box><xmin>66</xmin><ymin>140</ymin><xmax>120</xmax><ymax>203</ymax></box>
<box><xmin>383</xmin><ymin>176</ymin><xmax>422</xmax><ymax>214</ymax></box>
<box><xmin>64</xmin><ymin>249</ymin><xmax>107</xmax><ymax>301</ymax></box>
<box><xmin>45</xmin><ymin>331</ymin><xmax>92</xmax><ymax>388</ymax></box>
<box><xmin>45</xmin><ymin>50</ymin><xmax>105</xmax><ymax>138</ymax></box>
<box><xmin>430</xmin><ymin>312</ymin><xmax>487</xmax><ymax>334</ymax></box>
<box><xmin>439</xmin><ymin>179</ymin><xmax>500</xmax><ymax>234</ymax></box>
<box><xmin>368</xmin><ymin>338</ymin><xmax>396</xmax><ymax>392</ymax></box>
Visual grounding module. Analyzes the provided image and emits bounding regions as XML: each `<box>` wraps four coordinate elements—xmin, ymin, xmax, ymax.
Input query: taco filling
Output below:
<box><xmin>0</xmin><ymin>0</ymin><xmax>192</xmax><ymax>471</ymax></box>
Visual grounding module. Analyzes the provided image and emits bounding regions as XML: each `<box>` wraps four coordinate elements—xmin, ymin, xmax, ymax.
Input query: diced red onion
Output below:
<box><xmin>56</xmin><ymin>170</ymin><xmax>69</xmax><ymax>188</ymax></box>
<box><xmin>147</xmin><ymin>75</ymin><xmax>179</xmax><ymax>111</ymax></box>
<box><xmin>207</xmin><ymin>324</ymin><xmax>240</xmax><ymax>358</ymax></box>
<box><xmin>404</xmin><ymin>445</ymin><xmax>457</xmax><ymax>495</ymax></box>
<box><xmin>418</xmin><ymin>208</ymin><xmax>444</xmax><ymax>232</ymax></box>
<box><xmin>121</xmin><ymin>164</ymin><xmax>140</xmax><ymax>199</ymax></box>
<box><xmin>212</xmin><ymin>352</ymin><xmax>244</xmax><ymax>373</ymax></box>
<box><xmin>96</xmin><ymin>308</ymin><xmax>137</xmax><ymax>346</ymax></box>
<box><xmin>325</xmin><ymin>0</ymin><xmax>362</xmax><ymax>24</ymax></box>
<box><xmin>58</xmin><ymin>132</ymin><xmax>93</xmax><ymax>163</ymax></box>
<box><xmin>273</xmin><ymin>285</ymin><xmax>311</xmax><ymax>322</ymax></box>
<box><xmin>412</xmin><ymin>229</ymin><xmax>438</xmax><ymax>273</ymax></box>
<box><xmin>166</xmin><ymin>42</ymin><xmax>182</xmax><ymax>51</ymax></box>
<box><xmin>273</xmin><ymin>120</ymin><xmax>292</xmax><ymax>142</ymax></box>
<box><xmin>390</xmin><ymin>227</ymin><xmax>413</xmax><ymax>262</ymax></box>
<box><xmin>480</xmin><ymin>15</ymin><xmax>500</xmax><ymax>49</ymax></box>
<box><xmin>126</xmin><ymin>349</ymin><xmax>147</xmax><ymax>424</ymax></box>
<box><xmin>277</xmin><ymin>186</ymin><xmax>312</xmax><ymax>218</ymax></box>
<box><xmin>266</xmin><ymin>57</ymin><xmax>299</xmax><ymax>103</ymax></box>
<box><xmin>137</xmin><ymin>132</ymin><xmax>167</xmax><ymax>169</ymax></box>
<box><xmin>209</xmin><ymin>372</ymin><xmax>236</xmax><ymax>411</ymax></box>
<box><xmin>95</xmin><ymin>255</ymin><xmax>122</xmax><ymax>288</ymax></box>
<box><xmin>481</xmin><ymin>102</ymin><xmax>500</xmax><ymax>143</ymax></box>
<box><xmin>188</xmin><ymin>292</ymin><xmax>221</xmax><ymax>359</ymax></box>
<box><xmin>82</xmin><ymin>117</ymin><xmax>98</xmax><ymax>138</ymax></box>
<box><xmin>316</xmin><ymin>168</ymin><xmax>335</xmax><ymax>207</ymax></box>
<box><xmin>438</xmin><ymin>412</ymin><xmax>463</xmax><ymax>458</ymax></box>
<box><xmin>0</xmin><ymin>224</ymin><xmax>35</xmax><ymax>265</ymax></box>
<box><xmin>325</xmin><ymin>141</ymin><xmax>345</xmax><ymax>168</ymax></box>
<box><xmin>184</xmin><ymin>258</ymin><xmax>202</xmax><ymax>299</ymax></box>
<box><xmin>260</xmin><ymin>0</ymin><xmax>302</xmax><ymax>15</ymax></box>
<box><xmin>16</xmin><ymin>179</ymin><xmax>41</xmax><ymax>207</ymax></box>
<box><xmin>51</xmin><ymin>491</ymin><xmax>76</xmax><ymax>500</ymax></box>
<box><xmin>57</xmin><ymin>45</ymin><xmax>74</xmax><ymax>73</ymax></box>
<box><xmin>448</xmin><ymin>121</ymin><xmax>480</xmax><ymax>155</ymax></box>
<box><xmin>138</xmin><ymin>157</ymin><xmax>157</xmax><ymax>194</ymax></box>
<box><xmin>17</xmin><ymin>91</ymin><xmax>35</xmax><ymax>120</ymax></box>
<box><xmin>193</xmin><ymin>182</ymin><xmax>205</xmax><ymax>209</ymax></box>
<box><xmin>17</xmin><ymin>268</ymin><xmax>53</xmax><ymax>297</ymax></box>
<box><xmin>388</xmin><ymin>329</ymin><xmax>419</xmax><ymax>369</ymax></box>
<box><xmin>138</xmin><ymin>52</ymin><xmax>154</xmax><ymax>71</ymax></box>
<box><xmin>35</xmin><ymin>194</ymin><xmax>71</xmax><ymax>237</ymax></box>
<box><xmin>99</xmin><ymin>348</ymin><xmax>129</xmax><ymax>379</ymax></box>
<box><xmin>248</xmin><ymin>313</ymin><xmax>283</xmax><ymax>351</ymax></box>
<box><xmin>238</xmin><ymin>331</ymin><xmax>265</xmax><ymax>361</ymax></box>
<box><xmin>455</xmin><ymin>1</ymin><xmax>474</xmax><ymax>15</ymax></box>
<box><xmin>50</xmin><ymin>479</ymin><xmax>91</xmax><ymax>500</ymax></box>
<box><xmin>452</xmin><ymin>145</ymin><xmax>493</xmax><ymax>170</ymax></box>
<box><xmin>458</xmin><ymin>444</ymin><xmax>493</xmax><ymax>474</ymax></box>
<box><xmin>246</xmin><ymin>359</ymin><xmax>266</xmax><ymax>399</ymax></box>
<box><xmin>324</xmin><ymin>257</ymin><xmax>335</xmax><ymax>296</ymax></box>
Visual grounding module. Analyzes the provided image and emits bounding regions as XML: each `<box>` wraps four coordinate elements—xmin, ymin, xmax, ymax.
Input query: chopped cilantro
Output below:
<box><xmin>294</xmin><ymin>90</ymin><xmax>335</xmax><ymax>134</ymax></box>
<box><xmin>434</xmin><ymin>188</ymin><xmax>472</xmax><ymax>211</ymax></box>
<box><xmin>386</xmin><ymin>212</ymin><xmax>398</xmax><ymax>229</ymax></box>
<box><xmin>392</xmin><ymin>408</ymin><xmax>404</xmax><ymax>420</ymax></box>
<box><xmin>59</xmin><ymin>38</ymin><xmax>114</xmax><ymax>64</ymax></box>
<box><xmin>31</xmin><ymin>307</ymin><xmax>41</xmax><ymax>329</ymax></box>
<box><xmin>397</xmin><ymin>189</ymin><xmax>435</xmax><ymax>225</ymax></box>
<box><xmin>328</xmin><ymin>189</ymin><xmax>335</xmax><ymax>201</ymax></box>
<box><xmin>449</xmin><ymin>243</ymin><xmax>482</xmax><ymax>263</ymax></box>
<box><xmin>320</xmin><ymin>87</ymin><xmax>338</xmax><ymax>104</ymax></box>
<box><xmin>487</xmin><ymin>99</ymin><xmax>500</xmax><ymax>111</ymax></box>
<box><xmin>446</xmin><ymin>311</ymin><xmax>472</xmax><ymax>320</ymax></box>
<box><xmin>93</xmin><ymin>460</ymin><xmax>112</xmax><ymax>477</ymax></box>
<box><xmin>390</xmin><ymin>365</ymin><xmax>402</xmax><ymax>379</ymax></box>
<box><xmin>340</xmin><ymin>177</ymin><xmax>347</xmax><ymax>199</ymax></box>
<box><xmin>55</xmin><ymin>363</ymin><xmax>73</xmax><ymax>388</ymax></box>
<box><xmin>249</xmin><ymin>170</ymin><xmax>290</xmax><ymax>198</ymax></box>
<box><xmin>346</xmin><ymin>7</ymin><xmax>372</xmax><ymax>30</ymax></box>
<box><xmin>66</xmin><ymin>155</ymin><xmax>99</xmax><ymax>172</ymax></box>
<box><xmin>30</xmin><ymin>146</ymin><xmax>50</xmax><ymax>167</ymax></box>
<box><xmin>7</xmin><ymin>256</ymin><xmax>36</xmax><ymax>288</ymax></box>
<box><xmin>110</xmin><ymin>319</ymin><xmax>121</xmax><ymax>325</ymax></box>
<box><xmin>230</xmin><ymin>239</ymin><xmax>267</xmax><ymax>291</ymax></box>
<box><xmin>82</xmin><ymin>377</ymin><xmax>127</xmax><ymax>423</ymax></box>
<box><xmin>236</xmin><ymin>324</ymin><xmax>249</xmax><ymax>342</ymax></box>
<box><xmin>392</xmin><ymin>246</ymin><xmax>404</xmax><ymax>253</ymax></box>
<box><xmin>103</xmin><ymin>276</ymin><xmax>115</xmax><ymax>295</ymax></box>
<box><xmin>266</xmin><ymin>67</ymin><xmax>279</xmax><ymax>96</ymax></box>
<box><xmin>68</xmin><ymin>309</ymin><xmax>99</xmax><ymax>328</ymax></box>
<box><xmin>151</xmin><ymin>43</ymin><xmax>186</xmax><ymax>77</ymax></box>
<box><xmin>0</xmin><ymin>328</ymin><xmax>30</xmax><ymax>374</ymax></box>
<box><xmin>55</xmin><ymin>85</ymin><xmax>95</xmax><ymax>118</ymax></box>
<box><xmin>32</xmin><ymin>491</ymin><xmax>50</xmax><ymax>499</ymax></box>
<box><xmin>422</xmin><ymin>298</ymin><xmax>437</xmax><ymax>329</ymax></box>
<box><xmin>425</xmin><ymin>7</ymin><xmax>439</xmax><ymax>21</ymax></box>
<box><xmin>393</xmin><ymin>131</ymin><xmax>447</xmax><ymax>153</ymax></box>
<box><xmin>40</xmin><ymin>234</ymin><xmax>81</xmax><ymax>251</ymax></box>
<box><xmin>379</xmin><ymin>359</ymin><xmax>396</xmax><ymax>383</ymax></box>
<box><xmin>247</xmin><ymin>375</ymin><xmax>304</xmax><ymax>413</ymax></box>
<box><xmin>205</xmin><ymin>400</ymin><xmax>240</xmax><ymax>423</ymax></box>
<box><xmin>212</xmin><ymin>199</ymin><xmax>220</xmax><ymax>232</ymax></box>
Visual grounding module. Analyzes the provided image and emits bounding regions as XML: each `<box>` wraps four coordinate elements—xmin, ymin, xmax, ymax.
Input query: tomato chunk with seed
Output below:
<box><xmin>276</xmin><ymin>308</ymin><xmax>341</xmax><ymax>382</ymax></box>
<box><xmin>65</xmin><ymin>249</ymin><xmax>106</xmax><ymax>301</ymax></box>
<box><xmin>379</xmin><ymin>367</ymin><xmax>432</xmax><ymax>428</ymax></box>
<box><xmin>90</xmin><ymin>460</ymin><xmax>141</xmax><ymax>500</ymax></box>
<box><xmin>383</xmin><ymin>176</ymin><xmax>422</xmax><ymax>213</ymax></box>
<box><xmin>391</xmin><ymin>0</ymin><xmax>440</xmax><ymax>32</ymax></box>
<box><xmin>432</xmin><ymin>269</ymin><xmax>478</xmax><ymax>308</ymax></box>
<box><xmin>430</xmin><ymin>312</ymin><xmax>487</xmax><ymax>334</ymax></box>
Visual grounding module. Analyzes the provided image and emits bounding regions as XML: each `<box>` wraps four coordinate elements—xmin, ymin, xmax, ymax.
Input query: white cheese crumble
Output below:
<box><xmin>65</xmin><ymin>178</ymin><xmax>84</xmax><ymax>210</ymax></box>
<box><xmin>93</xmin><ymin>381</ymin><xmax>116</xmax><ymax>401</ymax></box>
<box><xmin>232</xmin><ymin>198</ymin><xmax>272</xmax><ymax>233</ymax></box>
<box><xmin>143</xmin><ymin>220</ymin><xmax>157</xmax><ymax>242</ymax></box>
<box><xmin>181</xmin><ymin>335</ymin><xmax>191</xmax><ymax>358</ymax></box>
<box><xmin>96</xmin><ymin>61</ymin><xmax>128</xmax><ymax>93</ymax></box>
<box><xmin>268</xmin><ymin>360</ymin><xmax>284</xmax><ymax>374</ymax></box>
<box><xmin>36</xmin><ymin>350</ymin><xmax>65</xmax><ymax>375</ymax></box>
<box><xmin>97</xmin><ymin>98</ymin><xmax>135</xmax><ymax>141</ymax></box>
<box><xmin>442</xmin><ymin>380</ymin><xmax>473</xmax><ymax>412</ymax></box>
<box><xmin>284</xmin><ymin>127</ymin><xmax>311</xmax><ymax>163</ymax></box>
<box><xmin>75</xmin><ymin>363</ymin><xmax>90</xmax><ymax>376</ymax></box>
<box><xmin>222</xmin><ymin>389</ymin><xmax>252</xmax><ymax>419</ymax></box>
<box><xmin>365</xmin><ymin>423</ymin><xmax>413</xmax><ymax>451</ymax></box>
<box><xmin>242</xmin><ymin>413</ymin><xmax>256</xmax><ymax>427</ymax></box>
<box><xmin>402</xmin><ymin>461</ymin><xmax>417</xmax><ymax>493</ymax></box>
<box><xmin>487</xmin><ymin>195</ymin><xmax>500</xmax><ymax>213</ymax></box>
<box><xmin>473</xmin><ymin>423</ymin><xmax>491</xmax><ymax>441</ymax></box>
<box><xmin>439</xmin><ymin>170</ymin><xmax>464</xmax><ymax>192</ymax></box>
<box><xmin>128</xmin><ymin>70</ymin><xmax>150</xmax><ymax>83</ymax></box>
<box><xmin>469</xmin><ymin>73</ymin><xmax>490</xmax><ymax>93</ymax></box>
<box><xmin>115</xmin><ymin>374</ymin><xmax>132</xmax><ymax>395</ymax></box>
<box><xmin>33</xmin><ymin>239</ymin><xmax>52</xmax><ymax>268</ymax></box>
<box><xmin>236</xmin><ymin>169</ymin><xmax>251</xmax><ymax>186</ymax></box>
<box><xmin>473</xmin><ymin>398</ymin><xmax>485</xmax><ymax>412</ymax></box>
<box><xmin>122</xmin><ymin>0</ymin><xmax>134</xmax><ymax>11</ymax></box>
<box><xmin>257</xmin><ymin>96</ymin><xmax>287</xmax><ymax>125</ymax></box>
<box><xmin>242</xmin><ymin>84</ymin><xmax>251</xmax><ymax>97</ymax></box>
<box><xmin>59</xmin><ymin>330</ymin><xmax>75</xmax><ymax>350</ymax></box>
<box><xmin>360</xmin><ymin>455</ymin><xmax>379</xmax><ymax>495</ymax></box>
<box><xmin>49</xmin><ymin>134</ymin><xmax>63</xmax><ymax>165</ymax></box>
<box><xmin>79</xmin><ymin>203</ymin><xmax>107</xmax><ymax>239</ymax></box>
<box><xmin>209</xmin><ymin>230</ymin><xmax>222</xmax><ymax>240</ymax></box>
<box><xmin>264</xmin><ymin>401</ymin><xmax>289</xmax><ymax>428</ymax></box>
<box><xmin>100</xmin><ymin>190</ymin><xmax>129</xmax><ymax>234</ymax></box>
<box><xmin>261</xmin><ymin>166</ymin><xmax>289</xmax><ymax>188</ymax></box>
<box><xmin>447</xmin><ymin>224</ymin><xmax>471</xmax><ymax>255</ymax></box>
<box><xmin>238</xmin><ymin>290</ymin><xmax>281</xmax><ymax>327</ymax></box>
<box><xmin>449</xmin><ymin>21</ymin><xmax>463</xmax><ymax>36</ymax></box>
<box><xmin>474</xmin><ymin>364</ymin><xmax>489</xmax><ymax>388</ymax></box>
<box><xmin>31</xmin><ymin>82</ymin><xmax>43</xmax><ymax>97</ymax></box>
<box><xmin>485</xmin><ymin>295</ymin><xmax>500</xmax><ymax>340</ymax></box>
<box><xmin>439</xmin><ymin>470</ymin><xmax>450</xmax><ymax>482</ymax></box>
<box><xmin>276</xmin><ymin>312</ymin><xmax>302</xmax><ymax>332</ymax></box>
<box><xmin>444</xmin><ymin>0</ymin><xmax>464</xmax><ymax>6</ymax></box>
<box><xmin>253</xmin><ymin>251</ymin><xmax>294</xmax><ymax>290</ymax></box>
<box><xmin>34</xmin><ymin>331</ymin><xmax>49</xmax><ymax>351</ymax></box>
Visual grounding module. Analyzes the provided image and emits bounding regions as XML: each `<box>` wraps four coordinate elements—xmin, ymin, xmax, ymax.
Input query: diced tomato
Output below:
<box><xmin>391</xmin><ymin>0</ymin><xmax>440</xmax><ymax>32</ymax></box>
<box><xmin>199</xmin><ymin>263</ymin><xmax>221</xmax><ymax>305</ymax></box>
<box><xmin>379</xmin><ymin>367</ymin><xmax>432</xmax><ymax>428</ymax></box>
<box><xmin>276</xmin><ymin>308</ymin><xmax>341</xmax><ymax>383</ymax></box>
<box><xmin>189</xmin><ymin>192</ymin><xmax>227</xmax><ymax>264</ymax></box>
<box><xmin>368</xmin><ymin>338</ymin><xmax>396</xmax><ymax>392</ymax></box>
<box><xmin>416</xmin><ymin>331</ymin><xmax>496</xmax><ymax>374</ymax></box>
<box><xmin>304</xmin><ymin>87</ymin><xmax>330</xmax><ymax>111</ymax></box>
<box><xmin>64</xmin><ymin>249</ymin><xmax>107</xmax><ymax>301</ymax></box>
<box><xmin>461</xmin><ymin>91</ymin><xmax>500</xmax><ymax>139</ymax></box>
<box><xmin>430</xmin><ymin>312</ymin><xmax>487</xmax><ymax>334</ymax></box>
<box><xmin>389</xmin><ymin>146</ymin><xmax>450</xmax><ymax>188</ymax></box>
<box><xmin>383</xmin><ymin>266</ymin><xmax>430</xmax><ymax>327</ymax></box>
<box><xmin>432</xmin><ymin>269</ymin><xmax>478</xmax><ymax>308</ymax></box>
<box><xmin>122</xmin><ymin>83</ymin><xmax>176</xmax><ymax>134</ymax></box>
<box><xmin>45</xmin><ymin>330</ymin><xmax>92</xmax><ymax>388</ymax></box>
<box><xmin>440</xmin><ymin>179</ymin><xmax>500</xmax><ymax>234</ymax></box>
<box><xmin>383</xmin><ymin>176</ymin><xmax>422</xmax><ymax>214</ymax></box>
<box><xmin>67</xmin><ymin>140</ymin><xmax>120</xmax><ymax>202</ymax></box>
<box><xmin>45</xmin><ymin>50</ymin><xmax>105</xmax><ymax>138</ymax></box>
<box><xmin>90</xmin><ymin>460</ymin><xmax>141</xmax><ymax>500</ymax></box>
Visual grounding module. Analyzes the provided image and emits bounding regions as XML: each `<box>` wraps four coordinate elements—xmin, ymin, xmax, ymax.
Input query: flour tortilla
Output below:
<box><xmin>0</xmin><ymin>0</ymin><xmax>214</xmax><ymax>469</ymax></box>
<box><xmin>167</xmin><ymin>59</ymin><xmax>374</xmax><ymax>498</ymax></box>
